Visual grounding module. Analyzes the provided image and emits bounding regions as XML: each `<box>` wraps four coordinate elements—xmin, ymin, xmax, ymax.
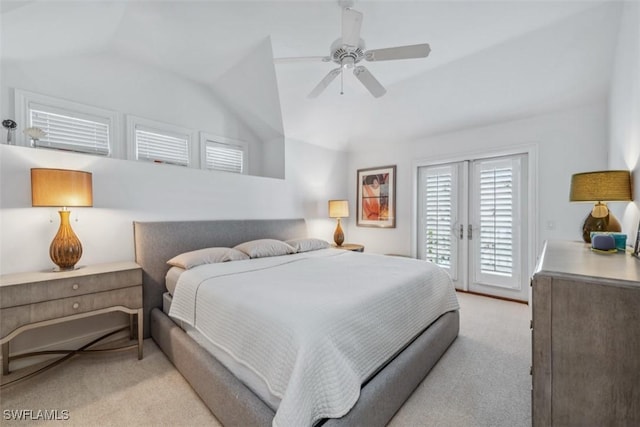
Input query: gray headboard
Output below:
<box><xmin>133</xmin><ymin>218</ymin><xmax>307</xmax><ymax>337</ymax></box>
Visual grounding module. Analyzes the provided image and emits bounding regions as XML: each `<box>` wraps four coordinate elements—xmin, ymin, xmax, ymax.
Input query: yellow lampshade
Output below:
<box><xmin>329</xmin><ymin>200</ymin><xmax>349</xmax><ymax>218</ymax></box>
<box><xmin>569</xmin><ymin>170</ymin><xmax>632</xmax><ymax>243</ymax></box>
<box><xmin>569</xmin><ymin>170</ymin><xmax>632</xmax><ymax>203</ymax></box>
<box><xmin>31</xmin><ymin>168</ymin><xmax>93</xmax><ymax>271</ymax></box>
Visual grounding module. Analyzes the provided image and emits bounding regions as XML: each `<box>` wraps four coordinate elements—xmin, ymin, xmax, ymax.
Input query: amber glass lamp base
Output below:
<box><xmin>50</xmin><ymin>210</ymin><xmax>83</xmax><ymax>271</ymax></box>
<box><xmin>333</xmin><ymin>218</ymin><xmax>345</xmax><ymax>246</ymax></box>
<box><xmin>581</xmin><ymin>211</ymin><xmax>622</xmax><ymax>243</ymax></box>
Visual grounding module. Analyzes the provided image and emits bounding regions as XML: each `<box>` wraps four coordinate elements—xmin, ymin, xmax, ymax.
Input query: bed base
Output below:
<box><xmin>151</xmin><ymin>307</ymin><xmax>459</xmax><ymax>427</ymax></box>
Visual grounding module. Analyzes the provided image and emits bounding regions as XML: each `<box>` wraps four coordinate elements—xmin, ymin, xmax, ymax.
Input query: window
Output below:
<box><xmin>470</xmin><ymin>155</ymin><xmax>524</xmax><ymax>292</ymax></box>
<box><xmin>478</xmin><ymin>164</ymin><xmax>514</xmax><ymax>276</ymax></box>
<box><xmin>200</xmin><ymin>133</ymin><xmax>248</xmax><ymax>174</ymax></box>
<box><xmin>422</xmin><ymin>167</ymin><xmax>454</xmax><ymax>268</ymax></box>
<box><xmin>127</xmin><ymin>116</ymin><xmax>194</xmax><ymax>167</ymax></box>
<box><xmin>15</xmin><ymin>89</ymin><xmax>117</xmax><ymax>156</ymax></box>
<box><xmin>417</xmin><ymin>153</ymin><xmax>528</xmax><ymax>300</ymax></box>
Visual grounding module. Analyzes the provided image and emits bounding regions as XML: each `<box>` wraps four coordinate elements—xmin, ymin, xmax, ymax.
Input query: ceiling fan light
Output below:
<box><xmin>294</xmin><ymin>4</ymin><xmax>429</xmax><ymax>98</ymax></box>
<box><xmin>342</xmin><ymin>57</ymin><xmax>355</xmax><ymax>68</ymax></box>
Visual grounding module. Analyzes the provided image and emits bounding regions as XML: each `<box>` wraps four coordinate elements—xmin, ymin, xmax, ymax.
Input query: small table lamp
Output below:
<box><xmin>31</xmin><ymin>168</ymin><xmax>93</xmax><ymax>271</ymax></box>
<box><xmin>329</xmin><ymin>200</ymin><xmax>349</xmax><ymax>246</ymax></box>
<box><xmin>569</xmin><ymin>170</ymin><xmax>632</xmax><ymax>243</ymax></box>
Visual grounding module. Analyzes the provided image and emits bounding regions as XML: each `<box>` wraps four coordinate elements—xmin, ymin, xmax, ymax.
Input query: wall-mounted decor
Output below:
<box><xmin>357</xmin><ymin>165</ymin><xmax>396</xmax><ymax>228</ymax></box>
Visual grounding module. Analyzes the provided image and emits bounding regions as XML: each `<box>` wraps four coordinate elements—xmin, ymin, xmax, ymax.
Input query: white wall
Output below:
<box><xmin>346</xmin><ymin>102</ymin><xmax>609</xmax><ymax>265</ymax></box>
<box><xmin>608</xmin><ymin>0</ymin><xmax>640</xmax><ymax>238</ymax></box>
<box><xmin>211</xmin><ymin>36</ymin><xmax>286</xmax><ymax>179</ymax></box>
<box><xmin>0</xmin><ymin>140</ymin><xmax>345</xmax><ymax>274</ymax></box>
<box><xmin>0</xmin><ymin>139</ymin><xmax>346</xmax><ymax>356</ymax></box>
<box><xmin>0</xmin><ymin>52</ymin><xmax>282</xmax><ymax>177</ymax></box>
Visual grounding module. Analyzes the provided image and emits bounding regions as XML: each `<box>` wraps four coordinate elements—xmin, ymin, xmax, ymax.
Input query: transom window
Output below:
<box><xmin>15</xmin><ymin>89</ymin><xmax>117</xmax><ymax>156</ymax></box>
<box><xmin>200</xmin><ymin>133</ymin><xmax>248</xmax><ymax>174</ymax></box>
<box><xmin>127</xmin><ymin>116</ymin><xmax>194</xmax><ymax>167</ymax></box>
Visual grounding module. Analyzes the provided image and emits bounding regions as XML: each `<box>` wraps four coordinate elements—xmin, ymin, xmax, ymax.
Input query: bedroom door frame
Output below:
<box><xmin>411</xmin><ymin>144</ymin><xmax>538</xmax><ymax>302</ymax></box>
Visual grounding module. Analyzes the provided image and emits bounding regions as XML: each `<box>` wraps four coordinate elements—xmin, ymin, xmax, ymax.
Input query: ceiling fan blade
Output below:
<box><xmin>353</xmin><ymin>66</ymin><xmax>386</xmax><ymax>98</ymax></box>
<box><xmin>308</xmin><ymin>68</ymin><xmax>341</xmax><ymax>98</ymax></box>
<box><xmin>273</xmin><ymin>56</ymin><xmax>331</xmax><ymax>64</ymax></box>
<box><xmin>342</xmin><ymin>8</ymin><xmax>363</xmax><ymax>47</ymax></box>
<box><xmin>365</xmin><ymin>43</ymin><xmax>431</xmax><ymax>62</ymax></box>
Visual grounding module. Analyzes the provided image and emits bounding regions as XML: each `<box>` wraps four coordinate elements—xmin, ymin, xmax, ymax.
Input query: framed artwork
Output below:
<box><xmin>633</xmin><ymin>220</ymin><xmax>640</xmax><ymax>259</ymax></box>
<box><xmin>357</xmin><ymin>165</ymin><xmax>396</xmax><ymax>228</ymax></box>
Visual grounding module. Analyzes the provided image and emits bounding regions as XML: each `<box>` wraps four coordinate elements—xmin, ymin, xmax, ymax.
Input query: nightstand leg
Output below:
<box><xmin>2</xmin><ymin>342</ymin><xmax>9</xmax><ymax>375</ymax></box>
<box><xmin>129</xmin><ymin>313</ymin><xmax>134</xmax><ymax>340</ymax></box>
<box><xmin>137</xmin><ymin>309</ymin><xmax>143</xmax><ymax>360</ymax></box>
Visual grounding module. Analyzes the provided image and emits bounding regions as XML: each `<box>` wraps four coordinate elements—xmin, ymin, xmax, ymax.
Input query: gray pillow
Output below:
<box><xmin>167</xmin><ymin>247</ymin><xmax>249</xmax><ymax>269</ymax></box>
<box><xmin>286</xmin><ymin>238</ymin><xmax>330</xmax><ymax>252</ymax></box>
<box><xmin>234</xmin><ymin>239</ymin><xmax>297</xmax><ymax>258</ymax></box>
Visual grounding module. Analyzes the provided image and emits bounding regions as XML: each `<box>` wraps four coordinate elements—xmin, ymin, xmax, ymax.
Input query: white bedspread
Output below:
<box><xmin>169</xmin><ymin>249</ymin><xmax>459</xmax><ymax>427</ymax></box>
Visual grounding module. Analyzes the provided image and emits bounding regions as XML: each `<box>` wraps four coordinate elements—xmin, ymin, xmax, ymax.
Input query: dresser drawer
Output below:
<box><xmin>0</xmin><ymin>285</ymin><xmax>142</xmax><ymax>338</ymax></box>
<box><xmin>0</xmin><ymin>268</ymin><xmax>142</xmax><ymax>308</ymax></box>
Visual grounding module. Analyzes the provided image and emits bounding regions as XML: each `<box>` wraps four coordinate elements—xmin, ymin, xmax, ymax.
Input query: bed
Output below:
<box><xmin>133</xmin><ymin>218</ymin><xmax>459</xmax><ymax>427</ymax></box>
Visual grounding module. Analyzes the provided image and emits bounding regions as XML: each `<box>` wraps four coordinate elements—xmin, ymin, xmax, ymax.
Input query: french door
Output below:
<box><xmin>417</xmin><ymin>154</ymin><xmax>529</xmax><ymax>301</ymax></box>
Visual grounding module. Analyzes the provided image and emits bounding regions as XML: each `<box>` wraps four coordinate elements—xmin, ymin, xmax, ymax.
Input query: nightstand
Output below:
<box><xmin>0</xmin><ymin>261</ymin><xmax>143</xmax><ymax>376</ymax></box>
<box><xmin>332</xmin><ymin>243</ymin><xmax>365</xmax><ymax>252</ymax></box>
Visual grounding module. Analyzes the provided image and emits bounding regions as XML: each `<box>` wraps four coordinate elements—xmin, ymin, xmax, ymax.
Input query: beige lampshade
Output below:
<box><xmin>329</xmin><ymin>200</ymin><xmax>349</xmax><ymax>218</ymax></box>
<box><xmin>31</xmin><ymin>168</ymin><xmax>93</xmax><ymax>207</ymax></box>
<box><xmin>569</xmin><ymin>170</ymin><xmax>632</xmax><ymax>202</ymax></box>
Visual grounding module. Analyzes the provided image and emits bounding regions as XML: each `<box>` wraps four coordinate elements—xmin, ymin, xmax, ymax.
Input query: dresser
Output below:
<box><xmin>531</xmin><ymin>240</ymin><xmax>640</xmax><ymax>426</ymax></box>
<box><xmin>0</xmin><ymin>262</ymin><xmax>143</xmax><ymax>375</ymax></box>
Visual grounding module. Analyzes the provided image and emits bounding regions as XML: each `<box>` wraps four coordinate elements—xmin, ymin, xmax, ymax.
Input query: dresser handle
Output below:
<box><xmin>72</xmin><ymin>302</ymin><xmax>79</xmax><ymax>310</ymax></box>
<box><xmin>72</xmin><ymin>284</ymin><xmax>79</xmax><ymax>290</ymax></box>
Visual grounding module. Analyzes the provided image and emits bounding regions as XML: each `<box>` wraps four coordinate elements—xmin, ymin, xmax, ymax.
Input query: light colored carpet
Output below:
<box><xmin>0</xmin><ymin>292</ymin><xmax>531</xmax><ymax>426</ymax></box>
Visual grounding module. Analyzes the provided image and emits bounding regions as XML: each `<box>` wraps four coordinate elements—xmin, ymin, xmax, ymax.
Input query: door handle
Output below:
<box><xmin>468</xmin><ymin>224</ymin><xmax>473</xmax><ymax>240</ymax></box>
<box><xmin>459</xmin><ymin>224</ymin><xmax>464</xmax><ymax>239</ymax></box>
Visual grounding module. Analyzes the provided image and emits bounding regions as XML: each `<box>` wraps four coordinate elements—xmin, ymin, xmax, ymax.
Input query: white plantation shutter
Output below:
<box><xmin>418</xmin><ymin>154</ymin><xmax>528</xmax><ymax>299</ymax></box>
<box><xmin>135</xmin><ymin>129</ymin><xmax>189</xmax><ymax>166</ymax></box>
<box><xmin>479</xmin><ymin>166</ymin><xmax>513</xmax><ymax>275</ymax></box>
<box><xmin>472</xmin><ymin>157</ymin><xmax>521</xmax><ymax>290</ymax></box>
<box><xmin>418</xmin><ymin>164</ymin><xmax>460</xmax><ymax>283</ymax></box>
<box><xmin>423</xmin><ymin>171</ymin><xmax>453</xmax><ymax>267</ymax></box>
<box><xmin>30</xmin><ymin>109</ymin><xmax>110</xmax><ymax>156</ymax></box>
<box><xmin>205</xmin><ymin>141</ymin><xmax>244</xmax><ymax>174</ymax></box>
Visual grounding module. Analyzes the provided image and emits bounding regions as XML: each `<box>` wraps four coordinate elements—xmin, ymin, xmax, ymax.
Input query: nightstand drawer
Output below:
<box><xmin>0</xmin><ymin>286</ymin><xmax>142</xmax><ymax>338</ymax></box>
<box><xmin>0</xmin><ymin>267</ymin><xmax>141</xmax><ymax>308</ymax></box>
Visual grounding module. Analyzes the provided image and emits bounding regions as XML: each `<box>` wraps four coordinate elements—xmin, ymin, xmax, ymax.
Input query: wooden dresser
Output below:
<box><xmin>531</xmin><ymin>240</ymin><xmax>640</xmax><ymax>426</ymax></box>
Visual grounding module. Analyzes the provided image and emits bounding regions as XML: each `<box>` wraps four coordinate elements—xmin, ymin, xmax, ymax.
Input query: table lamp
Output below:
<box><xmin>569</xmin><ymin>170</ymin><xmax>632</xmax><ymax>243</ymax></box>
<box><xmin>329</xmin><ymin>200</ymin><xmax>349</xmax><ymax>246</ymax></box>
<box><xmin>31</xmin><ymin>168</ymin><xmax>93</xmax><ymax>270</ymax></box>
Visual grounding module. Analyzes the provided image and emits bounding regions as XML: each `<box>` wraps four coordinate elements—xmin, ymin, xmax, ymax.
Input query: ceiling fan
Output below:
<box><xmin>274</xmin><ymin>0</ymin><xmax>431</xmax><ymax>98</ymax></box>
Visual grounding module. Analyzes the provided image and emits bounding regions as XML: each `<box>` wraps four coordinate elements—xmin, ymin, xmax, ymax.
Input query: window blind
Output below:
<box><xmin>136</xmin><ymin>129</ymin><xmax>189</xmax><ymax>166</ymax></box>
<box><xmin>423</xmin><ymin>171</ymin><xmax>452</xmax><ymax>267</ymax></box>
<box><xmin>204</xmin><ymin>141</ymin><xmax>244</xmax><ymax>174</ymax></box>
<box><xmin>30</xmin><ymin>109</ymin><xmax>110</xmax><ymax>156</ymax></box>
<box><xmin>479</xmin><ymin>166</ymin><xmax>513</xmax><ymax>276</ymax></box>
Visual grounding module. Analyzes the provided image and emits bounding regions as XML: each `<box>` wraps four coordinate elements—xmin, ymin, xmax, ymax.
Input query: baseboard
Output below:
<box><xmin>456</xmin><ymin>289</ymin><xmax>528</xmax><ymax>305</ymax></box>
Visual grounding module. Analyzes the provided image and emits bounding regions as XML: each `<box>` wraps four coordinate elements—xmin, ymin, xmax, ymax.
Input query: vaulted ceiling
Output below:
<box><xmin>1</xmin><ymin>0</ymin><xmax>622</xmax><ymax>151</ymax></box>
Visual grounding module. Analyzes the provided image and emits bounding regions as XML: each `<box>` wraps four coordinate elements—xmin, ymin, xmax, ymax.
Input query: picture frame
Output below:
<box><xmin>356</xmin><ymin>165</ymin><xmax>396</xmax><ymax>228</ymax></box>
<box><xmin>633</xmin><ymin>219</ymin><xmax>640</xmax><ymax>259</ymax></box>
